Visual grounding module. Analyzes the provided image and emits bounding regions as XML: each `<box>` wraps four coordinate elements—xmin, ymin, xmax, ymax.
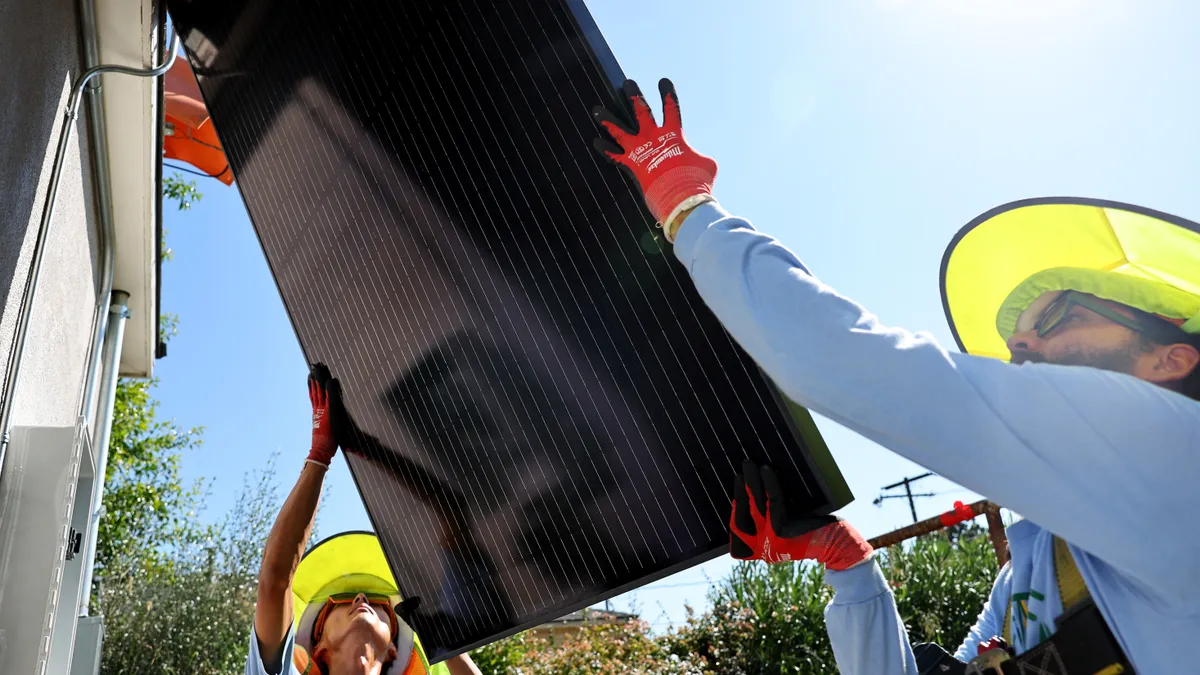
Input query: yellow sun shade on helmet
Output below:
<box><xmin>292</xmin><ymin>531</ymin><xmax>449</xmax><ymax>675</ymax></box>
<box><xmin>940</xmin><ymin>198</ymin><xmax>1200</xmax><ymax>361</ymax></box>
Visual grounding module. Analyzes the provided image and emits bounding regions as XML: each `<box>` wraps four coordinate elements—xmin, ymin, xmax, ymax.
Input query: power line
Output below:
<box><xmin>873</xmin><ymin>472</ymin><xmax>938</xmax><ymax>524</ymax></box>
<box><xmin>163</xmin><ymin>161</ymin><xmax>219</xmax><ymax>179</ymax></box>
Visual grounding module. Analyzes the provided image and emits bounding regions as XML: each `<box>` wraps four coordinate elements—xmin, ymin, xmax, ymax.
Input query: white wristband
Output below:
<box><xmin>304</xmin><ymin>458</ymin><xmax>330</xmax><ymax>471</ymax></box>
<box><xmin>662</xmin><ymin>194</ymin><xmax>718</xmax><ymax>242</ymax></box>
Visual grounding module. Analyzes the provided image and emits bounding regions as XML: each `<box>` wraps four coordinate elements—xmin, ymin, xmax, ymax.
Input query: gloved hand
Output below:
<box><xmin>592</xmin><ymin>78</ymin><xmax>717</xmax><ymax>241</ymax></box>
<box><xmin>306</xmin><ymin>363</ymin><xmax>342</xmax><ymax>468</ymax></box>
<box><xmin>730</xmin><ymin>461</ymin><xmax>873</xmax><ymax>570</ymax></box>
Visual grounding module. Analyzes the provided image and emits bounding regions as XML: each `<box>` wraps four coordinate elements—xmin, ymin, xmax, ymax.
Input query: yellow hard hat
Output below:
<box><xmin>292</xmin><ymin>531</ymin><xmax>449</xmax><ymax>675</ymax></box>
<box><xmin>940</xmin><ymin>197</ymin><xmax>1200</xmax><ymax>360</ymax></box>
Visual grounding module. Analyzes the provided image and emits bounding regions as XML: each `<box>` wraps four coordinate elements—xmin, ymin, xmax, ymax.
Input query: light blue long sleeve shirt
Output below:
<box><xmin>674</xmin><ymin>202</ymin><xmax>1200</xmax><ymax>674</ymax></box>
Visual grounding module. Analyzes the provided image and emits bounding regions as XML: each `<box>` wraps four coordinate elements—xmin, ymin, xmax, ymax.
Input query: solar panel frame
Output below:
<box><xmin>166</xmin><ymin>0</ymin><xmax>852</xmax><ymax>660</ymax></box>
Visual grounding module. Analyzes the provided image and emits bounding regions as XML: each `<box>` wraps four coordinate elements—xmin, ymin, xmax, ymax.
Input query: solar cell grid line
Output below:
<box><xmin>241</xmin><ymin>31</ymin><xmax>528</xmax><ymax>638</ymax></box>
<box><xmin>428</xmin><ymin>7</ymin><xmax>709</xmax><ymax>550</ymax></box>
<box><xmin>531</xmin><ymin>0</ymin><xmax>808</xmax><ymax>483</ymax></box>
<box><xmin>333</xmin><ymin>148</ymin><xmax>580</xmax><ymax>614</ymax></box>
<box><xmin>315</xmin><ymin>149</ymin><xmax>540</xmax><ymax>635</ymax></box>
<box><xmin>302</xmin><ymin>187</ymin><xmax>513</xmax><ymax>634</ymax></box>
<box><xmin>379</xmin><ymin>11</ymin><xmax>698</xmax><ymax>560</ymax></box>
<box><xmin>467</xmin><ymin>4</ymin><xmax>736</xmax><ymax>532</ymax></box>
<box><xmin>314</xmin><ymin>176</ymin><xmax>511</xmax><ymax>638</ymax></box>
<box><xmin>303</xmin><ymin>75</ymin><xmax>545</xmax><ymax>600</ymax></box>
<box><xmin>254</xmin><ymin>9</ymin><xmax>614</xmax><ymax>648</ymax></box>
<box><xmin>309</xmin><ymin>73</ymin><xmax>643</xmax><ymax>624</ymax></box>
<box><xmin>400</xmin><ymin>42</ymin><xmax>690</xmax><ymax>566</ymax></box>
<box><xmin>482</xmin><ymin>1</ymin><xmax>745</xmax><ymax>507</ymax></box>
<box><xmin>292</xmin><ymin>56</ymin><xmax>609</xmax><ymax>614</ymax></box>
<box><xmin>350</xmin><ymin>141</ymin><xmax>600</xmax><ymax>605</ymax></box>
<box><xmin>167</xmin><ymin>0</ymin><xmax>852</xmax><ymax>659</ymax></box>
<box><xmin>330</xmin><ymin>174</ymin><xmax>561</xmax><ymax>618</ymax></box>
<box><xmin>524</xmin><ymin>0</ymin><xmax>806</xmax><ymax>495</ymax></box>
<box><xmin>338</xmin><ymin>49</ymin><xmax>633</xmax><ymax>593</ymax></box>
<box><xmin>309</xmin><ymin>13</ymin><xmax>619</xmax><ymax>638</ymax></box>
<box><xmin>265</xmin><ymin>156</ymin><xmax>494</xmax><ymax>634</ymax></box>
<box><xmin>355</xmin><ymin>17</ymin><xmax>631</xmax><ymax>586</ymax></box>
<box><xmin>426</xmin><ymin>4</ymin><xmax>717</xmax><ymax>550</ymax></box>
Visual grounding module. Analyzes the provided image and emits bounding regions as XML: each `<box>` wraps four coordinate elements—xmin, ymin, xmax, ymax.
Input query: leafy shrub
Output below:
<box><xmin>880</xmin><ymin>526</ymin><xmax>1000</xmax><ymax>648</ymax></box>
<box><xmin>474</xmin><ymin>620</ymin><xmax>703</xmax><ymax>675</ymax></box>
<box><xmin>659</xmin><ymin>529</ymin><xmax>1000</xmax><ymax>674</ymax></box>
<box><xmin>664</xmin><ymin>562</ymin><xmax>835</xmax><ymax>674</ymax></box>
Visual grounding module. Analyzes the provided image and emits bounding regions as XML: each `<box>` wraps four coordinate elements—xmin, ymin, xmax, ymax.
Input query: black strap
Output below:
<box><xmin>916</xmin><ymin>600</ymin><xmax>1132</xmax><ymax>675</ymax></box>
<box><xmin>1011</xmin><ymin>598</ymin><xmax>1132</xmax><ymax>675</ymax></box>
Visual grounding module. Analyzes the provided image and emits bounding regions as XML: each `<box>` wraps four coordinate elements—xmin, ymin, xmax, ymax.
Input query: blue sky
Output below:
<box><xmin>155</xmin><ymin>0</ymin><xmax>1200</xmax><ymax>630</ymax></box>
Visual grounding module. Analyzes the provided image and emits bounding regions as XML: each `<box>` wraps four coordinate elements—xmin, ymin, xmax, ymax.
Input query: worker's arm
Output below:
<box><xmin>445</xmin><ymin>654</ymin><xmax>483</xmax><ymax>675</ymax></box>
<box><xmin>953</xmin><ymin>563</ymin><xmax>1012</xmax><ymax>661</ymax></box>
<box><xmin>673</xmin><ymin>202</ymin><xmax>1200</xmax><ymax>608</ymax></box>
<box><xmin>824</xmin><ymin>560</ymin><xmax>919</xmax><ymax>675</ymax></box>
<box><xmin>594</xmin><ymin>78</ymin><xmax>1200</xmax><ymax>607</ymax></box>
<box><xmin>731</xmin><ymin>463</ymin><xmax>916</xmax><ymax>674</ymax></box>
<box><xmin>254</xmin><ymin>463</ymin><xmax>325</xmax><ymax>671</ymax></box>
<box><xmin>253</xmin><ymin>365</ymin><xmax>343</xmax><ymax>672</ymax></box>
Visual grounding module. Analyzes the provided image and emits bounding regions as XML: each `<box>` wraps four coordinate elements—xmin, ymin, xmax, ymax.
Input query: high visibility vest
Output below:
<box><xmin>1002</xmin><ymin>536</ymin><xmax>1092</xmax><ymax>645</ymax></box>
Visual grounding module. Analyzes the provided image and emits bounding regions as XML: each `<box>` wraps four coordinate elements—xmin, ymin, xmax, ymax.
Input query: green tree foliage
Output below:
<box><xmin>94</xmin><ymin>379</ymin><xmax>202</xmax><ymax>581</ymax></box>
<box><xmin>475</xmin><ymin>531</ymin><xmax>1001</xmax><ymax>675</ymax></box>
<box><xmin>158</xmin><ymin>173</ymin><xmax>200</xmax><ymax>345</ymax></box>
<box><xmin>880</xmin><ymin>528</ymin><xmax>1000</xmax><ymax>647</ymax></box>
<box><xmin>94</xmin><ymin>171</ymin><xmax>284</xmax><ymax>672</ymax></box>
<box><xmin>472</xmin><ymin>620</ymin><xmax>704</xmax><ymax>675</ymax></box>
<box><xmin>96</xmin><ymin>452</ymin><xmax>285</xmax><ymax>673</ymax></box>
<box><xmin>664</xmin><ymin>561</ymin><xmax>835</xmax><ymax>674</ymax></box>
<box><xmin>162</xmin><ymin>174</ymin><xmax>202</xmax><ymax>213</ymax></box>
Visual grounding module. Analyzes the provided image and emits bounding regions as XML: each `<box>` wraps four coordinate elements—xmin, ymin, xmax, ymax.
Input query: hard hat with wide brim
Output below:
<box><xmin>293</xmin><ymin>531</ymin><xmax>446</xmax><ymax>675</ymax></box>
<box><xmin>940</xmin><ymin>197</ymin><xmax>1200</xmax><ymax>361</ymax></box>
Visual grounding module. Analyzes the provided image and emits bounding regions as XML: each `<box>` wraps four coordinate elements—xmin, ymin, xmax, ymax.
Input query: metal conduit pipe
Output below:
<box><xmin>75</xmin><ymin>0</ymin><xmax>174</xmax><ymax>617</ymax></box>
<box><xmin>77</xmin><ymin>291</ymin><xmax>130</xmax><ymax>616</ymax></box>
<box><xmin>76</xmin><ymin>0</ymin><xmax>120</xmax><ymax>429</ymax></box>
<box><xmin>0</xmin><ymin>22</ymin><xmax>179</xmax><ymax>485</ymax></box>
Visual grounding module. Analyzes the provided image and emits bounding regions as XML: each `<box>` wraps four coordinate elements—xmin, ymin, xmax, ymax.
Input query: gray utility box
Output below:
<box><xmin>0</xmin><ymin>421</ymin><xmax>96</xmax><ymax>674</ymax></box>
<box><xmin>70</xmin><ymin>616</ymin><xmax>104</xmax><ymax>675</ymax></box>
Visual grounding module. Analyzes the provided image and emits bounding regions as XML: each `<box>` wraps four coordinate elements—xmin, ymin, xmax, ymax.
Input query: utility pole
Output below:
<box><xmin>874</xmin><ymin>472</ymin><xmax>937</xmax><ymax>523</ymax></box>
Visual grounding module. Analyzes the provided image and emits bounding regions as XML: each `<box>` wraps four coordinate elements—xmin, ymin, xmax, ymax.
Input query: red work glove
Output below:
<box><xmin>306</xmin><ymin>363</ymin><xmax>341</xmax><ymax>468</ymax></box>
<box><xmin>592</xmin><ymin>78</ymin><xmax>717</xmax><ymax>241</ymax></box>
<box><xmin>977</xmin><ymin>637</ymin><xmax>1009</xmax><ymax>656</ymax></box>
<box><xmin>730</xmin><ymin>461</ymin><xmax>873</xmax><ymax>570</ymax></box>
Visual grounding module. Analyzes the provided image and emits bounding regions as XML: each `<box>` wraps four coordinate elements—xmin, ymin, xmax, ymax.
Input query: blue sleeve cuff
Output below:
<box><xmin>672</xmin><ymin>201</ymin><xmax>737</xmax><ymax>266</ymax></box>
<box><xmin>825</xmin><ymin>557</ymin><xmax>891</xmax><ymax>605</ymax></box>
<box><xmin>247</xmin><ymin>621</ymin><xmax>298</xmax><ymax>675</ymax></box>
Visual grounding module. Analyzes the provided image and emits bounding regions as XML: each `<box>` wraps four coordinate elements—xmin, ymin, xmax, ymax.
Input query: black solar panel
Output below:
<box><xmin>167</xmin><ymin>0</ymin><xmax>852</xmax><ymax>660</ymax></box>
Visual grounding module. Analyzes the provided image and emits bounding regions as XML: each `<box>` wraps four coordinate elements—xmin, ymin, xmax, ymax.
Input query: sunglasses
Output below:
<box><xmin>1034</xmin><ymin>291</ymin><xmax>1186</xmax><ymax>345</ymax></box>
<box><xmin>312</xmin><ymin>592</ymin><xmax>398</xmax><ymax>646</ymax></box>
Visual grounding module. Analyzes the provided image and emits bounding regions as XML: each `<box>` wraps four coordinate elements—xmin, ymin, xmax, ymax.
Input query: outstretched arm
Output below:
<box><xmin>253</xmin><ymin>365</ymin><xmax>342</xmax><ymax>671</ymax></box>
<box><xmin>593</xmin><ymin>79</ymin><xmax>1200</xmax><ymax>607</ymax></box>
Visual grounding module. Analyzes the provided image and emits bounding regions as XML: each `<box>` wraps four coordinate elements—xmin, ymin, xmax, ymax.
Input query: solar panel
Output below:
<box><xmin>167</xmin><ymin>0</ymin><xmax>852</xmax><ymax>660</ymax></box>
